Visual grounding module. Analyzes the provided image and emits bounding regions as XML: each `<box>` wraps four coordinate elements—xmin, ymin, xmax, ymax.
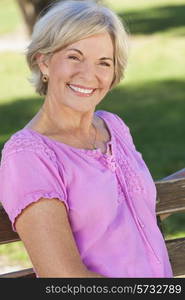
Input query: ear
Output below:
<box><xmin>35</xmin><ymin>53</ymin><xmax>49</xmax><ymax>76</ymax></box>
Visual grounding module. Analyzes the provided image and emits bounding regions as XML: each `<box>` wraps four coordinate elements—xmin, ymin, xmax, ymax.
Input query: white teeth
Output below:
<box><xmin>69</xmin><ymin>84</ymin><xmax>94</xmax><ymax>94</ymax></box>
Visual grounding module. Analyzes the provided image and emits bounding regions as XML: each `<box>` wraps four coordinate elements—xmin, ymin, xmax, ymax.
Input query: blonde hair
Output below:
<box><xmin>26</xmin><ymin>0</ymin><xmax>129</xmax><ymax>95</ymax></box>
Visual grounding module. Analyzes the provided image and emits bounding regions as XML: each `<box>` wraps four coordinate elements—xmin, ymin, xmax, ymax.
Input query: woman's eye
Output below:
<box><xmin>100</xmin><ymin>62</ymin><xmax>110</xmax><ymax>67</ymax></box>
<box><xmin>68</xmin><ymin>55</ymin><xmax>79</xmax><ymax>60</ymax></box>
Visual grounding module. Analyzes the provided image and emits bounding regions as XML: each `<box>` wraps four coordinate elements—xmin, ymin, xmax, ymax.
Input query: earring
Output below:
<box><xmin>42</xmin><ymin>74</ymin><xmax>49</xmax><ymax>82</ymax></box>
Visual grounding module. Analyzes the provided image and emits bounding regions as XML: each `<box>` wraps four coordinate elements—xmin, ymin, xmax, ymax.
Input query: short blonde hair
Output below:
<box><xmin>26</xmin><ymin>0</ymin><xmax>129</xmax><ymax>95</ymax></box>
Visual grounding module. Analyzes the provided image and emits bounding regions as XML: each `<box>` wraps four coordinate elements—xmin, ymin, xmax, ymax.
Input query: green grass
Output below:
<box><xmin>0</xmin><ymin>52</ymin><xmax>34</xmax><ymax>103</ymax></box>
<box><xmin>0</xmin><ymin>242</ymin><xmax>32</xmax><ymax>268</ymax></box>
<box><xmin>0</xmin><ymin>0</ymin><xmax>23</xmax><ymax>35</ymax></box>
<box><xmin>105</xmin><ymin>0</ymin><xmax>185</xmax><ymax>37</ymax></box>
<box><xmin>125</xmin><ymin>37</ymin><xmax>185</xmax><ymax>83</ymax></box>
<box><xmin>0</xmin><ymin>0</ymin><xmax>185</xmax><ymax>270</ymax></box>
<box><xmin>105</xmin><ymin>0</ymin><xmax>185</xmax><ymax>11</ymax></box>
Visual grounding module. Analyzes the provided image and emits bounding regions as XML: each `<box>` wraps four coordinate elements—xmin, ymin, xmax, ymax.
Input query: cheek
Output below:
<box><xmin>49</xmin><ymin>61</ymin><xmax>71</xmax><ymax>81</ymax></box>
<box><xmin>102</xmin><ymin>72</ymin><xmax>114</xmax><ymax>88</ymax></box>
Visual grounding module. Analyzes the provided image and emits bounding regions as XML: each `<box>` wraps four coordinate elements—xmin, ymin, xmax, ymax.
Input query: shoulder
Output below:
<box><xmin>96</xmin><ymin>109</ymin><xmax>130</xmax><ymax>132</ymax></box>
<box><xmin>1</xmin><ymin>129</ymin><xmax>57</xmax><ymax>166</ymax></box>
<box><xmin>96</xmin><ymin>109</ymin><xmax>136</xmax><ymax>149</ymax></box>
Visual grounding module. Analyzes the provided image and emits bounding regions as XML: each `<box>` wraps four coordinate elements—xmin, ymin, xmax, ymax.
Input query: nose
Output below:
<box><xmin>77</xmin><ymin>60</ymin><xmax>98</xmax><ymax>85</ymax></box>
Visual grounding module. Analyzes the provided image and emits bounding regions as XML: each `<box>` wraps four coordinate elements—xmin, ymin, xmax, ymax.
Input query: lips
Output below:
<box><xmin>67</xmin><ymin>83</ymin><xmax>96</xmax><ymax>97</ymax></box>
<box><xmin>68</xmin><ymin>83</ymin><xmax>96</xmax><ymax>90</ymax></box>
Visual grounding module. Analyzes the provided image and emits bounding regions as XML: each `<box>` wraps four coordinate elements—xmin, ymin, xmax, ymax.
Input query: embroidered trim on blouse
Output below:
<box><xmin>1</xmin><ymin>130</ymin><xmax>58</xmax><ymax>167</ymax></box>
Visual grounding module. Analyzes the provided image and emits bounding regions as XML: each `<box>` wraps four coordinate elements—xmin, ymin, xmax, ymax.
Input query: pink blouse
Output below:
<box><xmin>0</xmin><ymin>109</ymin><xmax>173</xmax><ymax>277</ymax></box>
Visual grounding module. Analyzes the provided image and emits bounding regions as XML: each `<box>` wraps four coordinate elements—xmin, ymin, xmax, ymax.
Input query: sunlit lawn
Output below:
<box><xmin>0</xmin><ymin>0</ymin><xmax>185</xmax><ymax>270</ymax></box>
<box><xmin>0</xmin><ymin>0</ymin><xmax>23</xmax><ymax>35</ymax></box>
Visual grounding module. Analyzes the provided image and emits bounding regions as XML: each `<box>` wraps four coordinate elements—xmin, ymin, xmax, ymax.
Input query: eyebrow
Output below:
<box><xmin>66</xmin><ymin>48</ymin><xmax>113</xmax><ymax>61</ymax></box>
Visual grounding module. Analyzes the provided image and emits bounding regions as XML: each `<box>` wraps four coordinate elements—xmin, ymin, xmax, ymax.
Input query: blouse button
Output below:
<box><xmin>110</xmin><ymin>163</ymin><xmax>117</xmax><ymax>172</ymax></box>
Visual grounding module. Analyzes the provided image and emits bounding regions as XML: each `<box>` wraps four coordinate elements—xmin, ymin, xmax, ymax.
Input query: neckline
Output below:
<box><xmin>23</xmin><ymin>110</ymin><xmax>115</xmax><ymax>157</ymax></box>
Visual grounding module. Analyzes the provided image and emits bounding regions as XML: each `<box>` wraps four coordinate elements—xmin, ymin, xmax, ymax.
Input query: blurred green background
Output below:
<box><xmin>0</xmin><ymin>0</ymin><xmax>185</xmax><ymax>272</ymax></box>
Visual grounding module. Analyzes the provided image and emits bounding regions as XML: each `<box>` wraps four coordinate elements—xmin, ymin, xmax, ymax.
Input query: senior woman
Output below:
<box><xmin>0</xmin><ymin>0</ymin><xmax>173</xmax><ymax>278</ymax></box>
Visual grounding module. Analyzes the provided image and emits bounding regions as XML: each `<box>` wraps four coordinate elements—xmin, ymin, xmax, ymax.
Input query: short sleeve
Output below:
<box><xmin>0</xmin><ymin>148</ymin><xmax>69</xmax><ymax>232</ymax></box>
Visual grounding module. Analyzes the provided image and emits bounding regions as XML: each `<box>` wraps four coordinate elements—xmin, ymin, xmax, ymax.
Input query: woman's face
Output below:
<box><xmin>39</xmin><ymin>32</ymin><xmax>115</xmax><ymax>111</ymax></box>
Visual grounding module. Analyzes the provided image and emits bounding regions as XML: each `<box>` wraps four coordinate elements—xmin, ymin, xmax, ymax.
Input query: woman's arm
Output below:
<box><xmin>15</xmin><ymin>197</ymin><xmax>106</xmax><ymax>278</ymax></box>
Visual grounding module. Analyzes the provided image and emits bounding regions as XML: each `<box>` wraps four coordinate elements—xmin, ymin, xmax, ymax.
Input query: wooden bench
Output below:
<box><xmin>0</xmin><ymin>169</ymin><xmax>185</xmax><ymax>278</ymax></box>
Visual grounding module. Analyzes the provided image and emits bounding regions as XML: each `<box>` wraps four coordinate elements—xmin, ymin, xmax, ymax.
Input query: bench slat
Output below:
<box><xmin>0</xmin><ymin>205</ymin><xmax>20</xmax><ymax>244</ymax></box>
<box><xmin>155</xmin><ymin>178</ymin><xmax>185</xmax><ymax>215</ymax></box>
<box><xmin>166</xmin><ymin>237</ymin><xmax>185</xmax><ymax>277</ymax></box>
<box><xmin>0</xmin><ymin>268</ymin><xmax>35</xmax><ymax>278</ymax></box>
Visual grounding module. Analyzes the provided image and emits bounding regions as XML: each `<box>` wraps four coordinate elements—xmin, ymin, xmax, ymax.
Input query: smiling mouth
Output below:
<box><xmin>67</xmin><ymin>84</ymin><xmax>96</xmax><ymax>96</ymax></box>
